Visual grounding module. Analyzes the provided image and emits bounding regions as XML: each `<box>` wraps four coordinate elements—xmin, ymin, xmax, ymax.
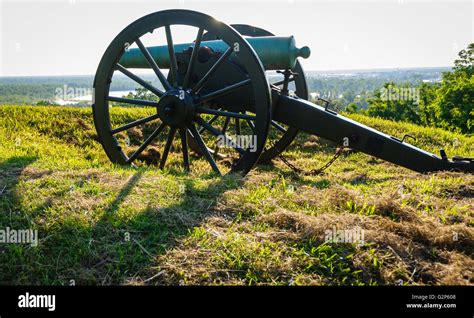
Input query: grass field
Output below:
<box><xmin>0</xmin><ymin>105</ymin><xmax>473</xmax><ymax>285</ymax></box>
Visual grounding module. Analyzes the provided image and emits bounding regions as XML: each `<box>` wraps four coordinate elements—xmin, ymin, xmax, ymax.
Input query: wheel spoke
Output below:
<box><xmin>271</xmin><ymin>120</ymin><xmax>287</xmax><ymax>133</ymax></box>
<box><xmin>198</xmin><ymin>113</ymin><xmax>220</xmax><ymax>134</ymax></box>
<box><xmin>195</xmin><ymin>116</ymin><xmax>245</xmax><ymax>155</ymax></box>
<box><xmin>191</xmin><ymin>47</ymin><xmax>233</xmax><ymax>94</ymax></box>
<box><xmin>183</xmin><ymin>28</ymin><xmax>204</xmax><ymax>89</ymax></box>
<box><xmin>111</xmin><ymin>113</ymin><xmax>160</xmax><ymax>135</ymax></box>
<box><xmin>235</xmin><ymin>117</ymin><xmax>241</xmax><ymax>135</ymax></box>
<box><xmin>107</xmin><ymin>96</ymin><xmax>159</xmax><ymax>108</ymax></box>
<box><xmin>189</xmin><ymin>125</ymin><xmax>221</xmax><ymax>175</ymax></box>
<box><xmin>127</xmin><ymin>123</ymin><xmax>166</xmax><ymax>164</ymax></box>
<box><xmin>197</xmin><ymin>78</ymin><xmax>251</xmax><ymax>103</ymax></box>
<box><xmin>179</xmin><ymin>127</ymin><xmax>190</xmax><ymax>171</ymax></box>
<box><xmin>159</xmin><ymin>126</ymin><xmax>177</xmax><ymax>169</ymax></box>
<box><xmin>245</xmin><ymin>118</ymin><xmax>256</xmax><ymax>132</ymax></box>
<box><xmin>195</xmin><ymin>107</ymin><xmax>256</xmax><ymax>120</ymax></box>
<box><xmin>222</xmin><ymin>117</ymin><xmax>231</xmax><ymax>135</ymax></box>
<box><xmin>135</xmin><ymin>38</ymin><xmax>173</xmax><ymax>91</ymax></box>
<box><xmin>165</xmin><ymin>25</ymin><xmax>179</xmax><ymax>87</ymax></box>
<box><xmin>115</xmin><ymin>64</ymin><xmax>164</xmax><ymax>97</ymax></box>
<box><xmin>214</xmin><ymin>116</ymin><xmax>231</xmax><ymax>157</ymax></box>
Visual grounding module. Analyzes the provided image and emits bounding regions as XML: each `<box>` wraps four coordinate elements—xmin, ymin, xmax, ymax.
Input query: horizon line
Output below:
<box><xmin>0</xmin><ymin>65</ymin><xmax>453</xmax><ymax>78</ymax></box>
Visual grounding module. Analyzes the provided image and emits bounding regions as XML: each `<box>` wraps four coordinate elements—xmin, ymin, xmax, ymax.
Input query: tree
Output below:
<box><xmin>431</xmin><ymin>43</ymin><xmax>474</xmax><ymax>134</ymax></box>
<box><xmin>453</xmin><ymin>43</ymin><xmax>474</xmax><ymax>76</ymax></box>
<box><xmin>346</xmin><ymin>103</ymin><xmax>359</xmax><ymax>113</ymax></box>
<box><xmin>418</xmin><ymin>82</ymin><xmax>439</xmax><ymax>127</ymax></box>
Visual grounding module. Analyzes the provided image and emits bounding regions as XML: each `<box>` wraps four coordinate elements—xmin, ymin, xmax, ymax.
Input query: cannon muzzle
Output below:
<box><xmin>120</xmin><ymin>36</ymin><xmax>310</xmax><ymax>71</ymax></box>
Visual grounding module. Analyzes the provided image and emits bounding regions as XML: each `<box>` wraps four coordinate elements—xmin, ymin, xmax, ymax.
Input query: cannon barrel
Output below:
<box><xmin>120</xmin><ymin>36</ymin><xmax>311</xmax><ymax>70</ymax></box>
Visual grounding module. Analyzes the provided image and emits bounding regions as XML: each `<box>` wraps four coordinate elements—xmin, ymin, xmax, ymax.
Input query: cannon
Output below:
<box><xmin>93</xmin><ymin>9</ymin><xmax>473</xmax><ymax>175</ymax></box>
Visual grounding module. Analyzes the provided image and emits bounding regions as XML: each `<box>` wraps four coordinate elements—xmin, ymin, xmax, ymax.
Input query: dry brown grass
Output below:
<box><xmin>149</xmin><ymin>171</ymin><xmax>474</xmax><ymax>286</ymax></box>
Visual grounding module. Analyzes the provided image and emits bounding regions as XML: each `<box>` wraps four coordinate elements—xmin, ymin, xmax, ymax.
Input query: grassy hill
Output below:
<box><xmin>0</xmin><ymin>105</ymin><xmax>472</xmax><ymax>285</ymax></box>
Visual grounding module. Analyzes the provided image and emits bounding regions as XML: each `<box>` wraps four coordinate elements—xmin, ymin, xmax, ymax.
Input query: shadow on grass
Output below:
<box><xmin>0</xmin><ymin>156</ymin><xmax>244</xmax><ymax>285</ymax></box>
<box><xmin>0</xmin><ymin>156</ymin><xmax>47</xmax><ymax>284</ymax></box>
<box><xmin>0</xmin><ymin>155</ymin><xmax>39</xmax><ymax>228</ymax></box>
<box><xmin>89</xmin><ymin>169</ymin><xmax>245</xmax><ymax>285</ymax></box>
<box><xmin>103</xmin><ymin>170</ymin><xmax>143</xmax><ymax>217</ymax></box>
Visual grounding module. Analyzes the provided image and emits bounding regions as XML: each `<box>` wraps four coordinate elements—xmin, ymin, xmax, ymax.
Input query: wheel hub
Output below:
<box><xmin>157</xmin><ymin>89</ymin><xmax>195</xmax><ymax>126</ymax></box>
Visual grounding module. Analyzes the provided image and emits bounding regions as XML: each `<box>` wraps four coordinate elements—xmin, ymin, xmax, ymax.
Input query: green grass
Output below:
<box><xmin>0</xmin><ymin>105</ymin><xmax>473</xmax><ymax>286</ymax></box>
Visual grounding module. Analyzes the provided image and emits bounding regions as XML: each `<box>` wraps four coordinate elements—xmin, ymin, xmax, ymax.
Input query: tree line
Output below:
<box><xmin>347</xmin><ymin>44</ymin><xmax>473</xmax><ymax>135</ymax></box>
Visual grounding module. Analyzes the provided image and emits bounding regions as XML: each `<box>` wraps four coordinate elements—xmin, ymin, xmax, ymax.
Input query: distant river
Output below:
<box><xmin>55</xmin><ymin>90</ymin><xmax>135</xmax><ymax>105</ymax></box>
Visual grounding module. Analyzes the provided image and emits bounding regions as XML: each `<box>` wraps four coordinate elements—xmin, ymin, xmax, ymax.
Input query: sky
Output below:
<box><xmin>0</xmin><ymin>0</ymin><xmax>472</xmax><ymax>76</ymax></box>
